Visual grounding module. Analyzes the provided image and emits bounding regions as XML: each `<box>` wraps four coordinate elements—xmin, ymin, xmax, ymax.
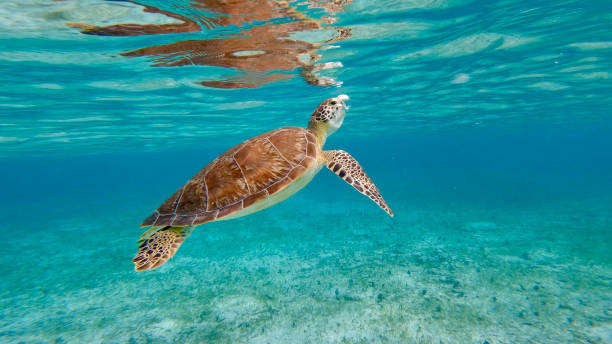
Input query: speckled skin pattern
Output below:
<box><xmin>324</xmin><ymin>150</ymin><xmax>393</xmax><ymax>216</ymax></box>
<box><xmin>133</xmin><ymin>227</ymin><xmax>193</xmax><ymax>271</ymax></box>
<box><xmin>312</xmin><ymin>100</ymin><xmax>339</xmax><ymax>122</ymax></box>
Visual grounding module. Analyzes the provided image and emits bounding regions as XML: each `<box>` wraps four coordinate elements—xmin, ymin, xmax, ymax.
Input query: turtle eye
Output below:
<box><xmin>330</xmin><ymin>101</ymin><xmax>337</xmax><ymax>105</ymax></box>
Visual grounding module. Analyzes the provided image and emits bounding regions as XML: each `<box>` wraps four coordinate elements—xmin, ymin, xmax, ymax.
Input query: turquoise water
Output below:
<box><xmin>1</xmin><ymin>0</ymin><xmax>612</xmax><ymax>343</ymax></box>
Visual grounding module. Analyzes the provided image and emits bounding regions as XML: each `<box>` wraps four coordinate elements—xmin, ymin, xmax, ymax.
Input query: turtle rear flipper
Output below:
<box><xmin>132</xmin><ymin>226</ymin><xmax>193</xmax><ymax>271</ymax></box>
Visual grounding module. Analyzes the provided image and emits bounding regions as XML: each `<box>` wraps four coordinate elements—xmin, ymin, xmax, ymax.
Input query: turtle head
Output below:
<box><xmin>308</xmin><ymin>95</ymin><xmax>349</xmax><ymax>141</ymax></box>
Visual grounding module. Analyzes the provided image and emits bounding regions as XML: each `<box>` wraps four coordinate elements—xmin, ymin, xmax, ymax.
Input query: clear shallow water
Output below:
<box><xmin>1</xmin><ymin>0</ymin><xmax>611</xmax><ymax>343</ymax></box>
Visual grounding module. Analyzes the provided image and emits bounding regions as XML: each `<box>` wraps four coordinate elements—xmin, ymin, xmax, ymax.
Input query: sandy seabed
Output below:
<box><xmin>1</xmin><ymin>194</ymin><xmax>610</xmax><ymax>344</ymax></box>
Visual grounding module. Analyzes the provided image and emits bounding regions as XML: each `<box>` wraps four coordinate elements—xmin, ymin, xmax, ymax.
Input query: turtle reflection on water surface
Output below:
<box><xmin>68</xmin><ymin>0</ymin><xmax>351</xmax><ymax>88</ymax></box>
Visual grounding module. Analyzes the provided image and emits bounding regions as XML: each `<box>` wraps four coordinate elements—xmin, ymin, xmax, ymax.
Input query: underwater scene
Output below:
<box><xmin>1</xmin><ymin>0</ymin><xmax>611</xmax><ymax>343</ymax></box>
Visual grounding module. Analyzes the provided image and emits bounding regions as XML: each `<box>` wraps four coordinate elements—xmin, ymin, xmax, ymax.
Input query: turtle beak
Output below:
<box><xmin>337</xmin><ymin>94</ymin><xmax>350</xmax><ymax>110</ymax></box>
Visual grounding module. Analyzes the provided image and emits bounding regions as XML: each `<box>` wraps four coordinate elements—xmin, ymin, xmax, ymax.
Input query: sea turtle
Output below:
<box><xmin>133</xmin><ymin>95</ymin><xmax>393</xmax><ymax>271</ymax></box>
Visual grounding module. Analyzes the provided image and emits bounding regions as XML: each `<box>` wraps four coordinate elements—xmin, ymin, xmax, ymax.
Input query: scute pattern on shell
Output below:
<box><xmin>141</xmin><ymin>127</ymin><xmax>317</xmax><ymax>227</ymax></box>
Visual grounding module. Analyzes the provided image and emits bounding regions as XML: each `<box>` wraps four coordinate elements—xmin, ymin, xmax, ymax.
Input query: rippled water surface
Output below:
<box><xmin>1</xmin><ymin>1</ymin><xmax>611</xmax><ymax>343</ymax></box>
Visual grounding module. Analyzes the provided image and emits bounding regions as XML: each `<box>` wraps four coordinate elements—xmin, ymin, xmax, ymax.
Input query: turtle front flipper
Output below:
<box><xmin>132</xmin><ymin>226</ymin><xmax>194</xmax><ymax>271</ymax></box>
<box><xmin>323</xmin><ymin>150</ymin><xmax>393</xmax><ymax>217</ymax></box>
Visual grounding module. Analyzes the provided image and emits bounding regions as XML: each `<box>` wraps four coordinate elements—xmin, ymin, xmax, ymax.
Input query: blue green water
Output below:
<box><xmin>1</xmin><ymin>0</ymin><xmax>611</xmax><ymax>343</ymax></box>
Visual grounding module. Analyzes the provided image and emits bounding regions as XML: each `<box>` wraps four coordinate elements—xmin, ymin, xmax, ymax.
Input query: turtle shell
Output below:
<box><xmin>141</xmin><ymin>127</ymin><xmax>318</xmax><ymax>227</ymax></box>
